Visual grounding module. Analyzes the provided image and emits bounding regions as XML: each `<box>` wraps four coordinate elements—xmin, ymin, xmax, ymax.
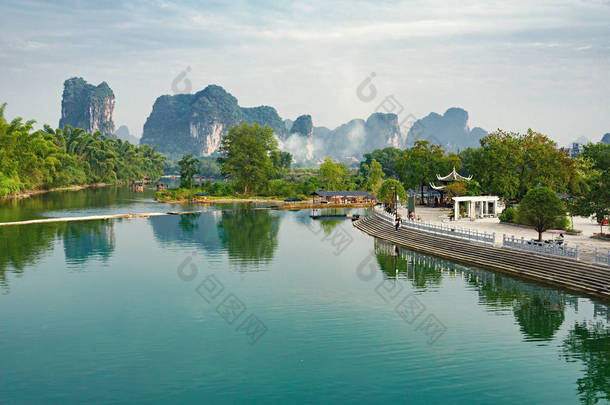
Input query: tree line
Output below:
<box><xmin>0</xmin><ymin>103</ymin><xmax>166</xmax><ymax>197</ymax></box>
<box><xmin>164</xmin><ymin>121</ymin><xmax>609</xmax><ymax>235</ymax></box>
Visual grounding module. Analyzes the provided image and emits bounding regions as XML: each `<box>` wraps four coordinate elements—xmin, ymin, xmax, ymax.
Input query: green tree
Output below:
<box><xmin>581</xmin><ymin>143</ymin><xmax>610</xmax><ymax>172</ymax></box>
<box><xmin>577</xmin><ymin>173</ymin><xmax>610</xmax><ymax>235</ymax></box>
<box><xmin>397</xmin><ymin>140</ymin><xmax>459</xmax><ymax>203</ymax></box>
<box><xmin>464</xmin><ymin>129</ymin><xmax>575</xmax><ymax>200</ymax></box>
<box><xmin>319</xmin><ymin>157</ymin><xmax>346</xmax><ymax>190</ymax></box>
<box><xmin>575</xmin><ymin>143</ymin><xmax>610</xmax><ymax>235</ymax></box>
<box><xmin>270</xmin><ymin>150</ymin><xmax>293</xmax><ymax>178</ymax></box>
<box><xmin>217</xmin><ymin>122</ymin><xmax>278</xmax><ymax>194</ymax></box>
<box><xmin>360</xmin><ymin>147</ymin><xmax>405</xmax><ymax>178</ymax></box>
<box><xmin>377</xmin><ymin>179</ymin><xmax>407</xmax><ymax>211</ymax></box>
<box><xmin>518</xmin><ymin>187</ymin><xmax>566</xmax><ymax>241</ymax></box>
<box><xmin>178</xmin><ymin>154</ymin><xmax>198</xmax><ymax>188</ymax></box>
<box><xmin>197</xmin><ymin>157</ymin><xmax>221</xmax><ymax>179</ymax></box>
<box><xmin>362</xmin><ymin>158</ymin><xmax>384</xmax><ymax>192</ymax></box>
<box><xmin>0</xmin><ymin>103</ymin><xmax>165</xmax><ymax>198</ymax></box>
<box><xmin>444</xmin><ymin>181</ymin><xmax>467</xmax><ymax>199</ymax></box>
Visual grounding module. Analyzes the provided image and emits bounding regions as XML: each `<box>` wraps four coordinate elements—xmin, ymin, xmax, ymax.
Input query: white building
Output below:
<box><xmin>452</xmin><ymin>196</ymin><xmax>500</xmax><ymax>220</ymax></box>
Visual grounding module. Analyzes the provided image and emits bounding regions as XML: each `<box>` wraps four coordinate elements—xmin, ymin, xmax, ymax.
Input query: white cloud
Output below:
<box><xmin>0</xmin><ymin>0</ymin><xmax>608</xmax><ymax>144</ymax></box>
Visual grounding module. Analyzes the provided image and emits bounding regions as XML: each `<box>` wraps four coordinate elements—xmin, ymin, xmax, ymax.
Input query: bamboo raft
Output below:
<box><xmin>0</xmin><ymin>211</ymin><xmax>204</xmax><ymax>227</ymax></box>
<box><xmin>353</xmin><ymin>214</ymin><xmax>610</xmax><ymax>301</ymax></box>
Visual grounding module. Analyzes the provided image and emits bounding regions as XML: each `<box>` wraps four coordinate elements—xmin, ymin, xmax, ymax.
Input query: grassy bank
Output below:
<box><xmin>154</xmin><ymin>187</ymin><xmax>309</xmax><ymax>203</ymax></box>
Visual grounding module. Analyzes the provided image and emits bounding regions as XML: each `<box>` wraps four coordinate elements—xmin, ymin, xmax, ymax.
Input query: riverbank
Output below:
<box><xmin>162</xmin><ymin>196</ymin><xmax>287</xmax><ymax>204</ymax></box>
<box><xmin>163</xmin><ymin>198</ymin><xmax>374</xmax><ymax>212</ymax></box>
<box><xmin>154</xmin><ymin>186</ymin><xmax>304</xmax><ymax>204</ymax></box>
<box><xmin>161</xmin><ymin>196</ymin><xmax>375</xmax><ymax>211</ymax></box>
<box><xmin>1</xmin><ymin>183</ymin><xmax>113</xmax><ymax>201</ymax></box>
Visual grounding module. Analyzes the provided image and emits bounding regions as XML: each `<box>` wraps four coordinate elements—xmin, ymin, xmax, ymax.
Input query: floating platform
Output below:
<box><xmin>310</xmin><ymin>214</ymin><xmax>348</xmax><ymax>219</ymax></box>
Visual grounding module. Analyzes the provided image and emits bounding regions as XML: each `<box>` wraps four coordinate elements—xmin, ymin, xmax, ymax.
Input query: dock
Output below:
<box><xmin>354</xmin><ymin>214</ymin><xmax>610</xmax><ymax>301</ymax></box>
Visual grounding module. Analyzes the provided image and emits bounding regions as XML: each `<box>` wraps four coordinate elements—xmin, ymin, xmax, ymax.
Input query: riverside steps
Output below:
<box><xmin>354</xmin><ymin>212</ymin><xmax>610</xmax><ymax>300</ymax></box>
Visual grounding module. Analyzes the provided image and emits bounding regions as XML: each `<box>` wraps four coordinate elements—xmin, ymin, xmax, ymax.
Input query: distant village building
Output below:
<box><xmin>568</xmin><ymin>142</ymin><xmax>585</xmax><ymax>158</ymax></box>
<box><xmin>155</xmin><ymin>174</ymin><xmax>216</xmax><ymax>190</ymax></box>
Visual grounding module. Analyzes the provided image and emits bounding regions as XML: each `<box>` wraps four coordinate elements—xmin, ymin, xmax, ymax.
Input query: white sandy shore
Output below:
<box><xmin>398</xmin><ymin>206</ymin><xmax>610</xmax><ymax>261</ymax></box>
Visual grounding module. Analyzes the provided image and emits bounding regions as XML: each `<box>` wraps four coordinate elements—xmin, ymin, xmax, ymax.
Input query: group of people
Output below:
<box><xmin>394</xmin><ymin>211</ymin><xmax>421</xmax><ymax>231</ymax></box>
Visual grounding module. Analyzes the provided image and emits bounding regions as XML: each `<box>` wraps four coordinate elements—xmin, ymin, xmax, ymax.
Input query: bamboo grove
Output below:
<box><xmin>0</xmin><ymin>103</ymin><xmax>166</xmax><ymax>197</ymax></box>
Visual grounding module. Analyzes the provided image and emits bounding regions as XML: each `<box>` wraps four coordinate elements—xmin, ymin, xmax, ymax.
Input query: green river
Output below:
<box><xmin>0</xmin><ymin>186</ymin><xmax>608</xmax><ymax>404</ymax></box>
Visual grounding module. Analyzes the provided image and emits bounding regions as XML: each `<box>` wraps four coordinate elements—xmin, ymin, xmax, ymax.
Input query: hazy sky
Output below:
<box><xmin>1</xmin><ymin>0</ymin><xmax>608</xmax><ymax>145</ymax></box>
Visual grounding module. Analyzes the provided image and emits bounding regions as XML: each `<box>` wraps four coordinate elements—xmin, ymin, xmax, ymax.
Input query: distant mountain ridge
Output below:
<box><xmin>406</xmin><ymin>107</ymin><xmax>487</xmax><ymax>151</ymax></box>
<box><xmin>140</xmin><ymin>85</ymin><xmax>286</xmax><ymax>157</ymax></box>
<box><xmin>285</xmin><ymin>114</ymin><xmax>314</xmax><ymax>162</ymax></box>
<box><xmin>137</xmin><ymin>84</ymin><xmax>487</xmax><ymax>162</ymax></box>
<box><xmin>114</xmin><ymin>125</ymin><xmax>140</xmax><ymax>145</ymax></box>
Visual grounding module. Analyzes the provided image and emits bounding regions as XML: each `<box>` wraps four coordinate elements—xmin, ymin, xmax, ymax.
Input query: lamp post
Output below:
<box><xmin>390</xmin><ymin>185</ymin><xmax>397</xmax><ymax>221</ymax></box>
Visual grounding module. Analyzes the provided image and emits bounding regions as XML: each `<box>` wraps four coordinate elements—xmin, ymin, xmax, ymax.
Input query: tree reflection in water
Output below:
<box><xmin>0</xmin><ymin>219</ymin><xmax>116</xmax><ymax>291</ymax></box>
<box><xmin>216</xmin><ymin>208</ymin><xmax>280</xmax><ymax>266</ymax></box>
<box><xmin>562</xmin><ymin>320</ymin><xmax>610</xmax><ymax>404</ymax></box>
<box><xmin>148</xmin><ymin>210</ymin><xmax>222</xmax><ymax>254</ymax></box>
<box><xmin>513</xmin><ymin>295</ymin><xmax>565</xmax><ymax>341</ymax></box>
<box><xmin>62</xmin><ymin>220</ymin><xmax>115</xmax><ymax>266</ymax></box>
<box><xmin>318</xmin><ymin>219</ymin><xmax>342</xmax><ymax>235</ymax></box>
<box><xmin>0</xmin><ymin>185</ymin><xmax>151</xmax><ymax>223</ymax></box>
<box><xmin>374</xmin><ymin>244</ymin><xmax>443</xmax><ymax>290</ymax></box>
<box><xmin>373</xmin><ymin>238</ymin><xmax>570</xmax><ymax>341</ymax></box>
<box><xmin>178</xmin><ymin>213</ymin><xmax>200</xmax><ymax>233</ymax></box>
<box><xmin>0</xmin><ymin>223</ymin><xmax>57</xmax><ymax>289</ymax></box>
<box><xmin>373</xmin><ymin>238</ymin><xmax>610</xmax><ymax>404</ymax></box>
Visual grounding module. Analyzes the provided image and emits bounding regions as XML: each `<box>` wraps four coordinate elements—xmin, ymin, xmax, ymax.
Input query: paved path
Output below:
<box><xmin>399</xmin><ymin>206</ymin><xmax>610</xmax><ymax>262</ymax></box>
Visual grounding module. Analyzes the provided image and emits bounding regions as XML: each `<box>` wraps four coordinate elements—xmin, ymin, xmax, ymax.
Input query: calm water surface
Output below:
<box><xmin>1</xmin><ymin>187</ymin><xmax>609</xmax><ymax>404</ymax></box>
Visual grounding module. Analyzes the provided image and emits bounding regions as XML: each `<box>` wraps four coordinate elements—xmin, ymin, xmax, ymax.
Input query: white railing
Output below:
<box><xmin>402</xmin><ymin>218</ymin><xmax>495</xmax><ymax>244</ymax></box>
<box><xmin>372</xmin><ymin>209</ymin><xmax>495</xmax><ymax>245</ymax></box>
<box><xmin>595</xmin><ymin>248</ymin><xmax>610</xmax><ymax>266</ymax></box>
<box><xmin>502</xmin><ymin>234</ymin><xmax>579</xmax><ymax>260</ymax></box>
<box><xmin>375</xmin><ymin>209</ymin><xmax>395</xmax><ymax>224</ymax></box>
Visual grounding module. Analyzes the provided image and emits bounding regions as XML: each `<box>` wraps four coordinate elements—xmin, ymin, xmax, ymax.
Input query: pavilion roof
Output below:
<box><xmin>437</xmin><ymin>167</ymin><xmax>472</xmax><ymax>182</ymax></box>
<box><xmin>429</xmin><ymin>182</ymin><xmax>445</xmax><ymax>191</ymax></box>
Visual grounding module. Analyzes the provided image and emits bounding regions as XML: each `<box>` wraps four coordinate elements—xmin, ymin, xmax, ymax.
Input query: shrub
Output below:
<box><xmin>0</xmin><ymin>175</ymin><xmax>23</xmax><ymax>197</ymax></box>
<box><xmin>499</xmin><ymin>206</ymin><xmax>517</xmax><ymax>223</ymax></box>
<box><xmin>551</xmin><ymin>215</ymin><xmax>571</xmax><ymax>230</ymax></box>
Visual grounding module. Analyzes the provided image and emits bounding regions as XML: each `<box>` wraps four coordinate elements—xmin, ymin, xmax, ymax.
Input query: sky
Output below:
<box><xmin>0</xmin><ymin>0</ymin><xmax>608</xmax><ymax>146</ymax></box>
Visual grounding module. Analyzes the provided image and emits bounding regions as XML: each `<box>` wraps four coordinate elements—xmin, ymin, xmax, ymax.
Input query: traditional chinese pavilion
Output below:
<box><xmin>429</xmin><ymin>167</ymin><xmax>472</xmax><ymax>205</ymax></box>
